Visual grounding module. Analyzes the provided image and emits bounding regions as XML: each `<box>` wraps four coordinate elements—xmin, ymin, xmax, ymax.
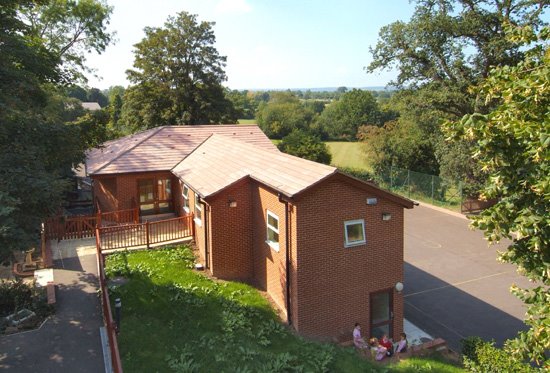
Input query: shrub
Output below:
<box><xmin>461</xmin><ymin>337</ymin><xmax>535</xmax><ymax>372</ymax></box>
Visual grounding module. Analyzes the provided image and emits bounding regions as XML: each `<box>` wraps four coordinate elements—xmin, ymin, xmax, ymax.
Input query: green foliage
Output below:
<box><xmin>0</xmin><ymin>1</ymin><xmax>111</xmax><ymax>259</ymax></box>
<box><xmin>359</xmin><ymin>120</ymin><xmax>439</xmax><ymax>175</ymax></box>
<box><xmin>461</xmin><ymin>337</ymin><xmax>535</xmax><ymax>373</ymax></box>
<box><xmin>366</xmin><ymin>0</ymin><xmax>549</xmax><ymax>184</ymax></box>
<box><xmin>256</xmin><ymin>92</ymin><xmax>312</xmax><ymax>138</ymax></box>
<box><xmin>123</xmin><ymin>11</ymin><xmax>236</xmax><ymax>128</ymax></box>
<box><xmin>315</xmin><ymin>89</ymin><xmax>384</xmax><ymax>140</ymax></box>
<box><xmin>226</xmin><ymin>90</ymin><xmax>257</xmax><ymax>119</ymax></box>
<box><xmin>20</xmin><ymin>0</ymin><xmax>114</xmax><ymax>81</ymax></box>
<box><xmin>277</xmin><ymin>130</ymin><xmax>332</xmax><ymax>165</ymax></box>
<box><xmin>446</xmin><ymin>26</ymin><xmax>550</xmax><ymax>365</ymax></box>
<box><xmin>0</xmin><ymin>280</ymin><xmax>54</xmax><ymax>328</ymax></box>
<box><xmin>70</xmin><ymin>108</ymin><xmax>111</xmax><ymax>148</ymax></box>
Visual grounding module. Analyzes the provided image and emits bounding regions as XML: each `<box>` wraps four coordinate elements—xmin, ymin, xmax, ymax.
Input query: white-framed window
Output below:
<box><xmin>182</xmin><ymin>184</ymin><xmax>190</xmax><ymax>212</ymax></box>
<box><xmin>266</xmin><ymin>210</ymin><xmax>280</xmax><ymax>251</ymax></box>
<box><xmin>344</xmin><ymin>219</ymin><xmax>366</xmax><ymax>247</ymax></box>
<box><xmin>194</xmin><ymin>193</ymin><xmax>202</xmax><ymax>225</ymax></box>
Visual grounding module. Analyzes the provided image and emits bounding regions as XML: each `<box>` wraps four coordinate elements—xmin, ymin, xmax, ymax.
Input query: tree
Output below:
<box><xmin>277</xmin><ymin>130</ymin><xmax>332</xmax><ymax>165</ymax></box>
<box><xmin>256</xmin><ymin>92</ymin><xmax>312</xmax><ymax>139</ymax></box>
<box><xmin>123</xmin><ymin>11</ymin><xmax>236</xmax><ymax>129</ymax></box>
<box><xmin>0</xmin><ymin>1</ymin><xmax>110</xmax><ymax>260</ymax></box>
<box><xmin>446</xmin><ymin>25</ymin><xmax>550</xmax><ymax>366</ymax></box>
<box><xmin>20</xmin><ymin>0</ymin><xmax>114</xmax><ymax>81</ymax></box>
<box><xmin>87</xmin><ymin>88</ymin><xmax>108</xmax><ymax>107</ymax></box>
<box><xmin>315</xmin><ymin>89</ymin><xmax>383</xmax><ymax>140</ymax></box>
<box><xmin>366</xmin><ymin>0</ymin><xmax>549</xmax><ymax>180</ymax></box>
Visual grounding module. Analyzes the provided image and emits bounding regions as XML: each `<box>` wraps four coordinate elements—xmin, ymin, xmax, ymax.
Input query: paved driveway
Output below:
<box><xmin>403</xmin><ymin>204</ymin><xmax>532</xmax><ymax>352</ymax></box>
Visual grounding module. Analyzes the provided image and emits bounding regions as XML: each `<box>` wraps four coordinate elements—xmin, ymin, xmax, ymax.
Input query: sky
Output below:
<box><xmin>85</xmin><ymin>0</ymin><xmax>416</xmax><ymax>90</ymax></box>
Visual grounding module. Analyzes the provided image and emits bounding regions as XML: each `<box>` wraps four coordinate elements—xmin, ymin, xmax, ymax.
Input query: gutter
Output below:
<box><xmin>278</xmin><ymin>193</ymin><xmax>292</xmax><ymax>326</ymax></box>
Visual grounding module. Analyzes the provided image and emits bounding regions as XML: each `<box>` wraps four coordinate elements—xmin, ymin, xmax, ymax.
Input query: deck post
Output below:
<box><xmin>145</xmin><ymin>221</ymin><xmax>150</xmax><ymax>249</ymax></box>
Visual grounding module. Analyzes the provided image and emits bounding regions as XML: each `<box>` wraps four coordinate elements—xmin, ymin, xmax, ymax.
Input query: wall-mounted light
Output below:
<box><xmin>395</xmin><ymin>282</ymin><xmax>404</xmax><ymax>293</ymax></box>
<box><xmin>228</xmin><ymin>199</ymin><xmax>237</xmax><ymax>208</ymax></box>
<box><xmin>382</xmin><ymin>212</ymin><xmax>392</xmax><ymax>221</ymax></box>
<box><xmin>366</xmin><ymin>197</ymin><xmax>378</xmax><ymax>205</ymax></box>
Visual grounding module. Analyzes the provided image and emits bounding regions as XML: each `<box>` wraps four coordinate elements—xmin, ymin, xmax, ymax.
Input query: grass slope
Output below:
<box><xmin>326</xmin><ymin>142</ymin><xmax>371</xmax><ymax>171</ymax></box>
<box><xmin>105</xmin><ymin>246</ymin><xmax>464</xmax><ymax>372</ymax></box>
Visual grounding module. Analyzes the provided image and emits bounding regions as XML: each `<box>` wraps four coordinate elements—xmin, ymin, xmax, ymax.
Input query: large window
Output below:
<box><xmin>138</xmin><ymin>178</ymin><xmax>173</xmax><ymax>215</ymax></box>
<box><xmin>344</xmin><ymin>219</ymin><xmax>366</xmax><ymax>247</ymax></box>
<box><xmin>182</xmin><ymin>184</ymin><xmax>190</xmax><ymax>212</ymax></box>
<box><xmin>194</xmin><ymin>193</ymin><xmax>202</xmax><ymax>225</ymax></box>
<box><xmin>266</xmin><ymin>210</ymin><xmax>279</xmax><ymax>251</ymax></box>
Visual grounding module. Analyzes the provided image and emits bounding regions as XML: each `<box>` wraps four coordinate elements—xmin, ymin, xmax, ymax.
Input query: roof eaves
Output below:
<box><xmin>335</xmin><ymin>170</ymin><xmax>415</xmax><ymax>208</ymax></box>
<box><xmin>90</xmin><ymin>126</ymin><xmax>165</xmax><ymax>175</ymax></box>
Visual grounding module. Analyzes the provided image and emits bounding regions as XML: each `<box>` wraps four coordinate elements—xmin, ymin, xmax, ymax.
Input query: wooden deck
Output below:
<box><xmin>96</xmin><ymin>214</ymin><xmax>194</xmax><ymax>252</ymax></box>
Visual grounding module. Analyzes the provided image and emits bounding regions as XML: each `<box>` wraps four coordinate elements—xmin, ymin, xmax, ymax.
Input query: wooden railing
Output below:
<box><xmin>96</xmin><ymin>232</ymin><xmax>123</xmax><ymax>373</ymax></box>
<box><xmin>44</xmin><ymin>208</ymin><xmax>139</xmax><ymax>241</ymax></box>
<box><xmin>98</xmin><ymin>208</ymin><xmax>139</xmax><ymax>227</ymax></box>
<box><xmin>98</xmin><ymin>214</ymin><xmax>194</xmax><ymax>251</ymax></box>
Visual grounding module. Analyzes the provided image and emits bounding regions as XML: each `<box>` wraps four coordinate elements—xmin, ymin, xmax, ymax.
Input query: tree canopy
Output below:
<box><xmin>20</xmin><ymin>0</ymin><xmax>114</xmax><ymax>81</ymax></box>
<box><xmin>363</xmin><ymin>0</ymin><xmax>549</xmax><ymax>185</ymax></box>
<box><xmin>446</xmin><ymin>25</ymin><xmax>550</xmax><ymax>365</ymax></box>
<box><xmin>122</xmin><ymin>11</ymin><xmax>236</xmax><ymax>129</ymax></box>
<box><xmin>315</xmin><ymin>89</ymin><xmax>385</xmax><ymax>140</ymax></box>
<box><xmin>0</xmin><ymin>0</ymin><xmax>112</xmax><ymax>259</ymax></box>
<box><xmin>256</xmin><ymin>92</ymin><xmax>312</xmax><ymax>139</ymax></box>
<box><xmin>277</xmin><ymin>130</ymin><xmax>332</xmax><ymax>165</ymax></box>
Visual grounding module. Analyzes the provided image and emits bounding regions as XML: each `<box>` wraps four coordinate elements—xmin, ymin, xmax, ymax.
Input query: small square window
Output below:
<box><xmin>266</xmin><ymin>210</ymin><xmax>279</xmax><ymax>251</ymax></box>
<box><xmin>344</xmin><ymin>219</ymin><xmax>366</xmax><ymax>247</ymax></box>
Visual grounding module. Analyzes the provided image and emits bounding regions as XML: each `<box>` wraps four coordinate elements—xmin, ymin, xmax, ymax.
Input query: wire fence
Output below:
<box><xmin>341</xmin><ymin>166</ymin><xmax>464</xmax><ymax>212</ymax></box>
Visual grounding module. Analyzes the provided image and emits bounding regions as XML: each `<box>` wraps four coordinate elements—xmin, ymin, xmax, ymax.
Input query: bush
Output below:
<box><xmin>461</xmin><ymin>337</ymin><xmax>535</xmax><ymax>372</ymax></box>
<box><xmin>0</xmin><ymin>280</ymin><xmax>33</xmax><ymax>317</ymax></box>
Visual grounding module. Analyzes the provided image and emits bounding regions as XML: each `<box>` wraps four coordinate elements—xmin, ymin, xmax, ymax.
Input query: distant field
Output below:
<box><xmin>326</xmin><ymin>142</ymin><xmax>370</xmax><ymax>171</ymax></box>
<box><xmin>237</xmin><ymin>118</ymin><xmax>256</xmax><ymax>124</ymax></box>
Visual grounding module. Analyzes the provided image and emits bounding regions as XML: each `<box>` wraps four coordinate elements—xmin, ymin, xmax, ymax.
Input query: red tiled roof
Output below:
<box><xmin>172</xmin><ymin>134</ymin><xmax>337</xmax><ymax>198</ymax></box>
<box><xmin>86</xmin><ymin>125</ymin><xmax>277</xmax><ymax>175</ymax></box>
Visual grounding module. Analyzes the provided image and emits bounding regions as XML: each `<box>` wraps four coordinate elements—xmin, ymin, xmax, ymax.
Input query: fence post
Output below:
<box><xmin>146</xmin><ymin>221</ymin><xmax>150</xmax><ymax>249</ymax></box>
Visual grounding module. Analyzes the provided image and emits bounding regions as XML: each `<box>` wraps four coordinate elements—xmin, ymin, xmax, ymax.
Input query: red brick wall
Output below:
<box><xmin>251</xmin><ymin>183</ymin><xmax>290</xmax><ymax>316</ymax></box>
<box><xmin>293</xmin><ymin>177</ymin><xmax>404</xmax><ymax>341</ymax></box>
<box><xmin>92</xmin><ymin>171</ymin><xmax>177</xmax><ymax>212</ymax></box>
<box><xmin>93</xmin><ymin>176</ymin><xmax>118</xmax><ymax>211</ymax></box>
<box><xmin>207</xmin><ymin>178</ymin><xmax>254</xmax><ymax>280</ymax></box>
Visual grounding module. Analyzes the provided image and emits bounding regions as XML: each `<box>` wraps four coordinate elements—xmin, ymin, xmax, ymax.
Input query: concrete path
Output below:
<box><xmin>404</xmin><ymin>204</ymin><xmax>532</xmax><ymax>353</ymax></box>
<box><xmin>0</xmin><ymin>252</ymin><xmax>105</xmax><ymax>372</ymax></box>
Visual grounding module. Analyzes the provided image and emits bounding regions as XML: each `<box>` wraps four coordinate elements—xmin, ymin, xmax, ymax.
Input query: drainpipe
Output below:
<box><xmin>203</xmin><ymin>200</ymin><xmax>210</xmax><ymax>270</ymax></box>
<box><xmin>278</xmin><ymin>193</ymin><xmax>292</xmax><ymax>326</ymax></box>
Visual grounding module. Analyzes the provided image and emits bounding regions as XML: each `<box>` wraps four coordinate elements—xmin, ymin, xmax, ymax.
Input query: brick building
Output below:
<box><xmin>86</xmin><ymin>125</ymin><xmax>414</xmax><ymax>341</ymax></box>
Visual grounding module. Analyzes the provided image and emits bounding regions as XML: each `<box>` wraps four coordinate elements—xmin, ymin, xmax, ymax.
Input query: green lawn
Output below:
<box><xmin>237</xmin><ymin>118</ymin><xmax>257</xmax><ymax>124</ymax></box>
<box><xmin>105</xmin><ymin>246</ymin><xmax>464</xmax><ymax>372</ymax></box>
<box><xmin>326</xmin><ymin>142</ymin><xmax>371</xmax><ymax>171</ymax></box>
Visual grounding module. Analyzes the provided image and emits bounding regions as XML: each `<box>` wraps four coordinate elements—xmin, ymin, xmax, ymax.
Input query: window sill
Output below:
<box><xmin>344</xmin><ymin>241</ymin><xmax>366</xmax><ymax>248</ymax></box>
<box><xmin>193</xmin><ymin>218</ymin><xmax>202</xmax><ymax>227</ymax></box>
<box><xmin>266</xmin><ymin>240</ymin><xmax>279</xmax><ymax>252</ymax></box>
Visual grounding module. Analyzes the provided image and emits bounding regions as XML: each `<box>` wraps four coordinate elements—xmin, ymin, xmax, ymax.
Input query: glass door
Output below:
<box><xmin>138</xmin><ymin>178</ymin><xmax>173</xmax><ymax>216</ymax></box>
<box><xmin>370</xmin><ymin>289</ymin><xmax>393</xmax><ymax>339</ymax></box>
<box><xmin>138</xmin><ymin>179</ymin><xmax>155</xmax><ymax>215</ymax></box>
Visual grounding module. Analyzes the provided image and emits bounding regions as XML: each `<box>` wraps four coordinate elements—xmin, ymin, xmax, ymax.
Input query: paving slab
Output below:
<box><xmin>0</xmin><ymin>253</ymin><xmax>104</xmax><ymax>372</ymax></box>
